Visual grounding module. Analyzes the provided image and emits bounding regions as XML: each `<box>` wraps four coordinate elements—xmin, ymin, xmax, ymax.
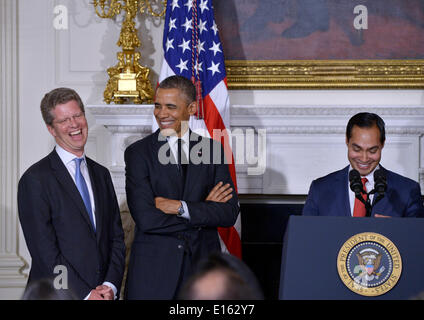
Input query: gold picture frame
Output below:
<box><xmin>215</xmin><ymin>1</ymin><xmax>424</xmax><ymax>90</ymax></box>
<box><xmin>225</xmin><ymin>59</ymin><xmax>424</xmax><ymax>90</ymax></box>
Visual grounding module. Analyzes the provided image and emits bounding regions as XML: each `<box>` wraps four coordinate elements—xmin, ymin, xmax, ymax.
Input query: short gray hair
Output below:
<box><xmin>40</xmin><ymin>88</ymin><xmax>84</xmax><ymax>126</ymax></box>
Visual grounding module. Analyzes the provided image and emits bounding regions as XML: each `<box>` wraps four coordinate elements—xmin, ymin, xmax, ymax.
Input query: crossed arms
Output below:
<box><xmin>155</xmin><ymin>181</ymin><xmax>234</xmax><ymax>215</ymax></box>
<box><xmin>124</xmin><ymin>141</ymin><xmax>239</xmax><ymax>235</ymax></box>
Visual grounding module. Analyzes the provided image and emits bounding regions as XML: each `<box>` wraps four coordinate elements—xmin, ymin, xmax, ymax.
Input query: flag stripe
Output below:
<box><xmin>202</xmin><ymin>92</ymin><xmax>238</xmax><ymax>191</ymax></box>
<box><xmin>158</xmin><ymin>0</ymin><xmax>242</xmax><ymax>258</ymax></box>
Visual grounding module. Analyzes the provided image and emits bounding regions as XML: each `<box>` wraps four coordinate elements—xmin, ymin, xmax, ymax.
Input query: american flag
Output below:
<box><xmin>156</xmin><ymin>0</ymin><xmax>242</xmax><ymax>258</ymax></box>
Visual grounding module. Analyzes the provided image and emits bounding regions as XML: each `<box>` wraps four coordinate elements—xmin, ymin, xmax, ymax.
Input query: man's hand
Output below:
<box><xmin>96</xmin><ymin>285</ymin><xmax>114</xmax><ymax>300</ymax></box>
<box><xmin>374</xmin><ymin>214</ymin><xmax>391</xmax><ymax>218</ymax></box>
<box><xmin>155</xmin><ymin>197</ymin><xmax>181</xmax><ymax>215</ymax></box>
<box><xmin>87</xmin><ymin>285</ymin><xmax>114</xmax><ymax>300</ymax></box>
<box><xmin>154</xmin><ymin>181</ymin><xmax>234</xmax><ymax>215</ymax></box>
<box><xmin>206</xmin><ymin>181</ymin><xmax>233</xmax><ymax>203</ymax></box>
<box><xmin>88</xmin><ymin>289</ymin><xmax>105</xmax><ymax>300</ymax></box>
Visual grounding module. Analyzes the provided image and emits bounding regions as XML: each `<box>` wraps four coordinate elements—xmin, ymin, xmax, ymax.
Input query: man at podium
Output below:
<box><xmin>302</xmin><ymin>112</ymin><xmax>424</xmax><ymax>218</ymax></box>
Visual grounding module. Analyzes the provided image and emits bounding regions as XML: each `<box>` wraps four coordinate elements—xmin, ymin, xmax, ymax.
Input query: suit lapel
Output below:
<box><xmin>339</xmin><ymin>166</ymin><xmax>352</xmax><ymax>217</ymax></box>
<box><xmin>183</xmin><ymin>131</ymin><xmax>204</xmax><ymax>198</ymax></box>
<box><xmin>49</xmin><ymin>150</ymin><xmax>96</xmax><ymax>237</ymax></box>
<box><xmin>152</xmin><ymin>130</ymin><xmax>184</xmax><ymax>197</ymax></box>
<box><xmin>86</xmin><ymin>158</ymin><xmax>102</xmax><ymax>241</ymax></box>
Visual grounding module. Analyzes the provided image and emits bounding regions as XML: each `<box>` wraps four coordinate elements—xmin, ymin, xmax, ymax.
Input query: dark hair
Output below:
<box><xmin>157</xmin><ymin>75</ymin><xmax>196</xmax><ymax>104</ymax></box>
<box><xmin>21</xmin><ymin>278</ymin><xmax>77</xmax><ymax>300</ymax></box>
<box><xmin>178</xmin><ymin>252</ymin><xmax>264</xmax><ymax>300</ymax></box>
<box><xmin>40</xmin><ymin>87</ymin><xmax>85</xmax><ymax>126</ymax></box>
<box><xmin>346</xmin><ymin>112</ymin><xmax>385</xmax><ymax>144</ymax></box>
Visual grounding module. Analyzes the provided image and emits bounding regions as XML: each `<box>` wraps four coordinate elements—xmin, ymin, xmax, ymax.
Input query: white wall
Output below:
<box><xmin>0</xmin><ymin>0</ymin><xmax>422</xmax><ymax>299</ymax></box>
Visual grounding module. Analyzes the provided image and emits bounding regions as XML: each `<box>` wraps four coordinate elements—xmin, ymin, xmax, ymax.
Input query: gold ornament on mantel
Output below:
<box><xmin>93</xmin><ymin>0</ymin><xmax>167</xmax><ymax>104</ymax></box>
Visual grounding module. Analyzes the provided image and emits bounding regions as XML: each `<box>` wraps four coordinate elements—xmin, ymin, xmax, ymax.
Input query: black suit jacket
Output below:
<box><xmin>124</xmin><ymin>130</ymin><xmax>240</xmax><ymax>299</ymax></box>
<box><xmin>18</xmin><ymin>149</ymin><xmax>126</xmax><ymax>299</ymax></box>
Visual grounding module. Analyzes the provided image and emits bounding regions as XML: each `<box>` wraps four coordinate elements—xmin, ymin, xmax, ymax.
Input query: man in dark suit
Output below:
<box><xmin>303</xmin><ymin>112</ymin><xmax>424</xmax><ymax>218</ymax></box>
<box><xmin>124</xmin><ymin>75</ymin><xmax>240</xmax><ymax>299</ymax></box>
<box><xmin>18</xmin><ymin>88</ymin><xmax>126</xmax><ymax>300</ymax></box>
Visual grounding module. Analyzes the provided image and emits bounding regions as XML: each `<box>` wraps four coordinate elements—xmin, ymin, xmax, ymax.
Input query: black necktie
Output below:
<box><xmin>177</xmin><ymin>138</ymin><xmax>188</xmax><ymax>181</ymax></box>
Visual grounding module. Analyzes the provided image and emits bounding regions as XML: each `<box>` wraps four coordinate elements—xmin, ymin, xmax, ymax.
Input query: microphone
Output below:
<box><xmin>374</xmin><ymin>169</ymin><xmax>387</xmax><ymax>196</ymax></box>
<box><xmin>350</xmin><ymin>169</ymin><xmax>372</xmax><ymax>217</ymax></box>
<box><xmin>349</xmin><ymin>169</ymin><xmax>364</xmax><ymax>196</ymax></box>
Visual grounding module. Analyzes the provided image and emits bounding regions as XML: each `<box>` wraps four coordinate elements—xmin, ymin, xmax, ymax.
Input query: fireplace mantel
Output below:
<box><xmin>87</xmin><ymin>104</ymin><xmax>424</xmax><ymax>199</ymax></box>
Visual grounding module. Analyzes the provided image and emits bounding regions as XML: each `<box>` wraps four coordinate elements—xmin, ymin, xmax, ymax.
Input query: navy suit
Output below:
<box><xmin>18</xmin><ymin>149</ymin><xmax>126</xmax><ymax>299</ymax></box>
<box><xmin>302</xmin><ymin>165</ymin><xmax>424</xmax><ymax>217</ymax></box>
<box><xmin>124</xmin><ymin>130</ymin><xmax>239</xmax><ymax>299</ymax></box>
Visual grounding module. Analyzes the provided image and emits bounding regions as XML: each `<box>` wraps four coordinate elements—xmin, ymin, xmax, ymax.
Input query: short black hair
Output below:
<box><xmin>178</xmin><ymin>252</ymin><xmax>264</xmax><ymax>300</ymax></box>
<box><xmin>346</xmin><ymin>112</ymin><xmax>385</xmax><ymax>144</ymax></box>
<box><xmin>157</xmin><ymin>75</ymin><xmax>196</xmax><ymax>104</ymax></box>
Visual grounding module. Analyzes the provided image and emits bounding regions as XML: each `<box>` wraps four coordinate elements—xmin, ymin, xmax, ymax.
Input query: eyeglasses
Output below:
<box><xmin>53</xmin><ymin>112</ymin><xmax>85</xmax><ymax>126</ymax></box>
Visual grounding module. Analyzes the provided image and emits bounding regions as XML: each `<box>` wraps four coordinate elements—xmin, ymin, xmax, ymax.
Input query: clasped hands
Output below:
<box><xmin>155</xmin><ymin>181</ymin><xmax>233</xmax><ymax>215</ymax></box>
<box><xmin>88</xmin><ymin>285</ymin><xmax>114</xmax><ymax>300</ymax></box>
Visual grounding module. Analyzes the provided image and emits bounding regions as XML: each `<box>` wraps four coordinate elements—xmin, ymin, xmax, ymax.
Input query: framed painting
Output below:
<box><xmin>214</xmin><ymin>0</ymin><xmax>424</xmax><ymax>89</ymax></box>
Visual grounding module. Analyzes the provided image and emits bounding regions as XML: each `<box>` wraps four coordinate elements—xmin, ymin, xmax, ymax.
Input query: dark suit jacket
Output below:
<box><xmin>18</xmin><ymin>149</ymin><xmax>126</xmax><ymax>299</ymax></box>
<box><xmin>302</xmin><ymin>165</ymin><xmax>424</xmax><ymax>217</ymax></box>
<box><xmin>124</xmin><ymin>130</ymin><xmax>240</xmax><ymax>299</ymax></box>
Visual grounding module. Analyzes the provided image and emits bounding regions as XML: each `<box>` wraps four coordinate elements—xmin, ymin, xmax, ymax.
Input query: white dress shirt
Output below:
<box><xmin>167</xmin><ymin>130</ymin><xmax>190</xmax><ymax>166</ymax></box>
<box><xmin>167</xmin><ymin>131</ymin><xmax>190</xmax><ymax>220</ymax></box>
<box><xmin>348</xmin><ymin>165</ymin><xmax>378</xmax><ymax>216</ymax></box>
<box><xmin>55</xmin><ymin>145</ymin><xmax>117</xmax><ymax>300</ymax></box>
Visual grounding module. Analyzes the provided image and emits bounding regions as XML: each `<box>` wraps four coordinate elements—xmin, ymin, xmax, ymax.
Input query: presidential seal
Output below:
<box><xmin>337</xmin><ymin>232</ymin><xmax>402</xmax><ymax>297</ymax></box>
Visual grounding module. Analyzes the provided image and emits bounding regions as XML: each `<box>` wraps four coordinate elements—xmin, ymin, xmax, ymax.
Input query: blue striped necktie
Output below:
<box><xmin>74</xmin><ymin>158</ymin><xmax>95</xmax><ymax>232</ymax></box>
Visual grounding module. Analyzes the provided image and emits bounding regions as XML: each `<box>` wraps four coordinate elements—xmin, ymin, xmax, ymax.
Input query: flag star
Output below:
<box><xmin>169</xmin><ymin>18</ymin><xmax>177</xmax><ymax>32</ymax></box>
<box><xmin>195</xmin><ymin>60</ymin><xmax>203</xmax><ymax>73</ymax></box>
<box><xmin>207</xmin><ymin>61</ymin><xmax>220</xmax><ymax>76</ymax></box>
<box><xmin>198</xmin><ymin>19</ymin><xmax>208</xmax><ymax>34</ymax></box>
<box><xmin>184</xmin><ymin>0</ymin><xmax>193</xmax><ymax>12</ymax></box>
<box><xmin>211</xmin><ymin>21</ymin><xmax>219</xmax><ymax>36</ymax></box>
<box><xmin>197</xmin><ymin>40</ymin><xmax>206</xmax><ymax>54</ymax></box>
<box><xmin>171</xmin><ymin>0</ymin><xmax>180</xmax><ymax>10</ymax></box>
<box><xmin>209</xmin><ymin>41</ymin><xmax>222</xmax><ymax>56</ymax></box>
<box><xmin>199</xmin><ymin>0</ymin><xmax>209</xmax><ymax>13</ymax></box>
<box><xmin>176</xmin><ymin>58</ymin><xmax>189</xmax><ymax>73</ymax></box>
<box><xmin>178</xmin><ymin>38</ymin><xmax>191</xmax><ymax>53</ymax></box>
<box><xmin>182</xmin><ymin>17</ymin><xmax>193</xmax><ymax>33</ymax></box>
<box><xmin>165</xmin><ymin>38</ymin><xmax>174</xmax><ymax>52</ymax></box>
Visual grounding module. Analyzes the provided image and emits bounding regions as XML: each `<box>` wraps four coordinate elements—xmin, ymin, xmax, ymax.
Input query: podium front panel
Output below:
<box><xmin>279</xmin><ymin>216</ymin><xmax>424</xmax><ymax>299</ymax></box>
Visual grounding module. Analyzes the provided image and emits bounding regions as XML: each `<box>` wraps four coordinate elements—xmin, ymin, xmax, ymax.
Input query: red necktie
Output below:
<box><xmin>353</xmin><ymin>178</ymin><xmax>368</xmax><ymax>217</ymax></box>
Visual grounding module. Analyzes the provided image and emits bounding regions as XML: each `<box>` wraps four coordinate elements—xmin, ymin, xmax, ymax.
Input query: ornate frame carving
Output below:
<box><xmin>225</xmin><ymin>60</ymin><xmax>424</xmax><ymax>90</ymax></box>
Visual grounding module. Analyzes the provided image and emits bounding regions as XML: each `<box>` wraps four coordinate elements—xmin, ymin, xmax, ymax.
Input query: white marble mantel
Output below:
<box><xmin>87</xmin><ymin>104</ymin><xmax>424</xmax><ymax>198</ymax></box>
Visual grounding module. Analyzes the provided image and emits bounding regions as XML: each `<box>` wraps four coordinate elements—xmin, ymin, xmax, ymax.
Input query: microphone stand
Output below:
<box><xmin>354</xmin><ymin>189</ymin><xmax>384</xmax><ymax>217</ymax></box>
<box><xmin>350</xmin><ymin>168</ymin><xmax>386</xmax><ymax>217</ymax></box>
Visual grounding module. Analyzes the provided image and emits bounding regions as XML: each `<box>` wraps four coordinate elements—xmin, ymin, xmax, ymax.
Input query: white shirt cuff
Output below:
<box><xmin>180</xmin><ymin>201</ymin><xmax>190</xmax><ymax>220</ymax></box>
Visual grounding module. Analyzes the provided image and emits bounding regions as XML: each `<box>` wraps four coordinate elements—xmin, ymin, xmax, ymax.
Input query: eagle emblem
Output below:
<box><xmin>353</xmin><ymin>248</ymin><xmax>386</xmax><ymax>286</ymax></box>
<box><xmin>337</xmin><ymin>233</ymin><xmax>402</xmax><ymax>296</ymax></box>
